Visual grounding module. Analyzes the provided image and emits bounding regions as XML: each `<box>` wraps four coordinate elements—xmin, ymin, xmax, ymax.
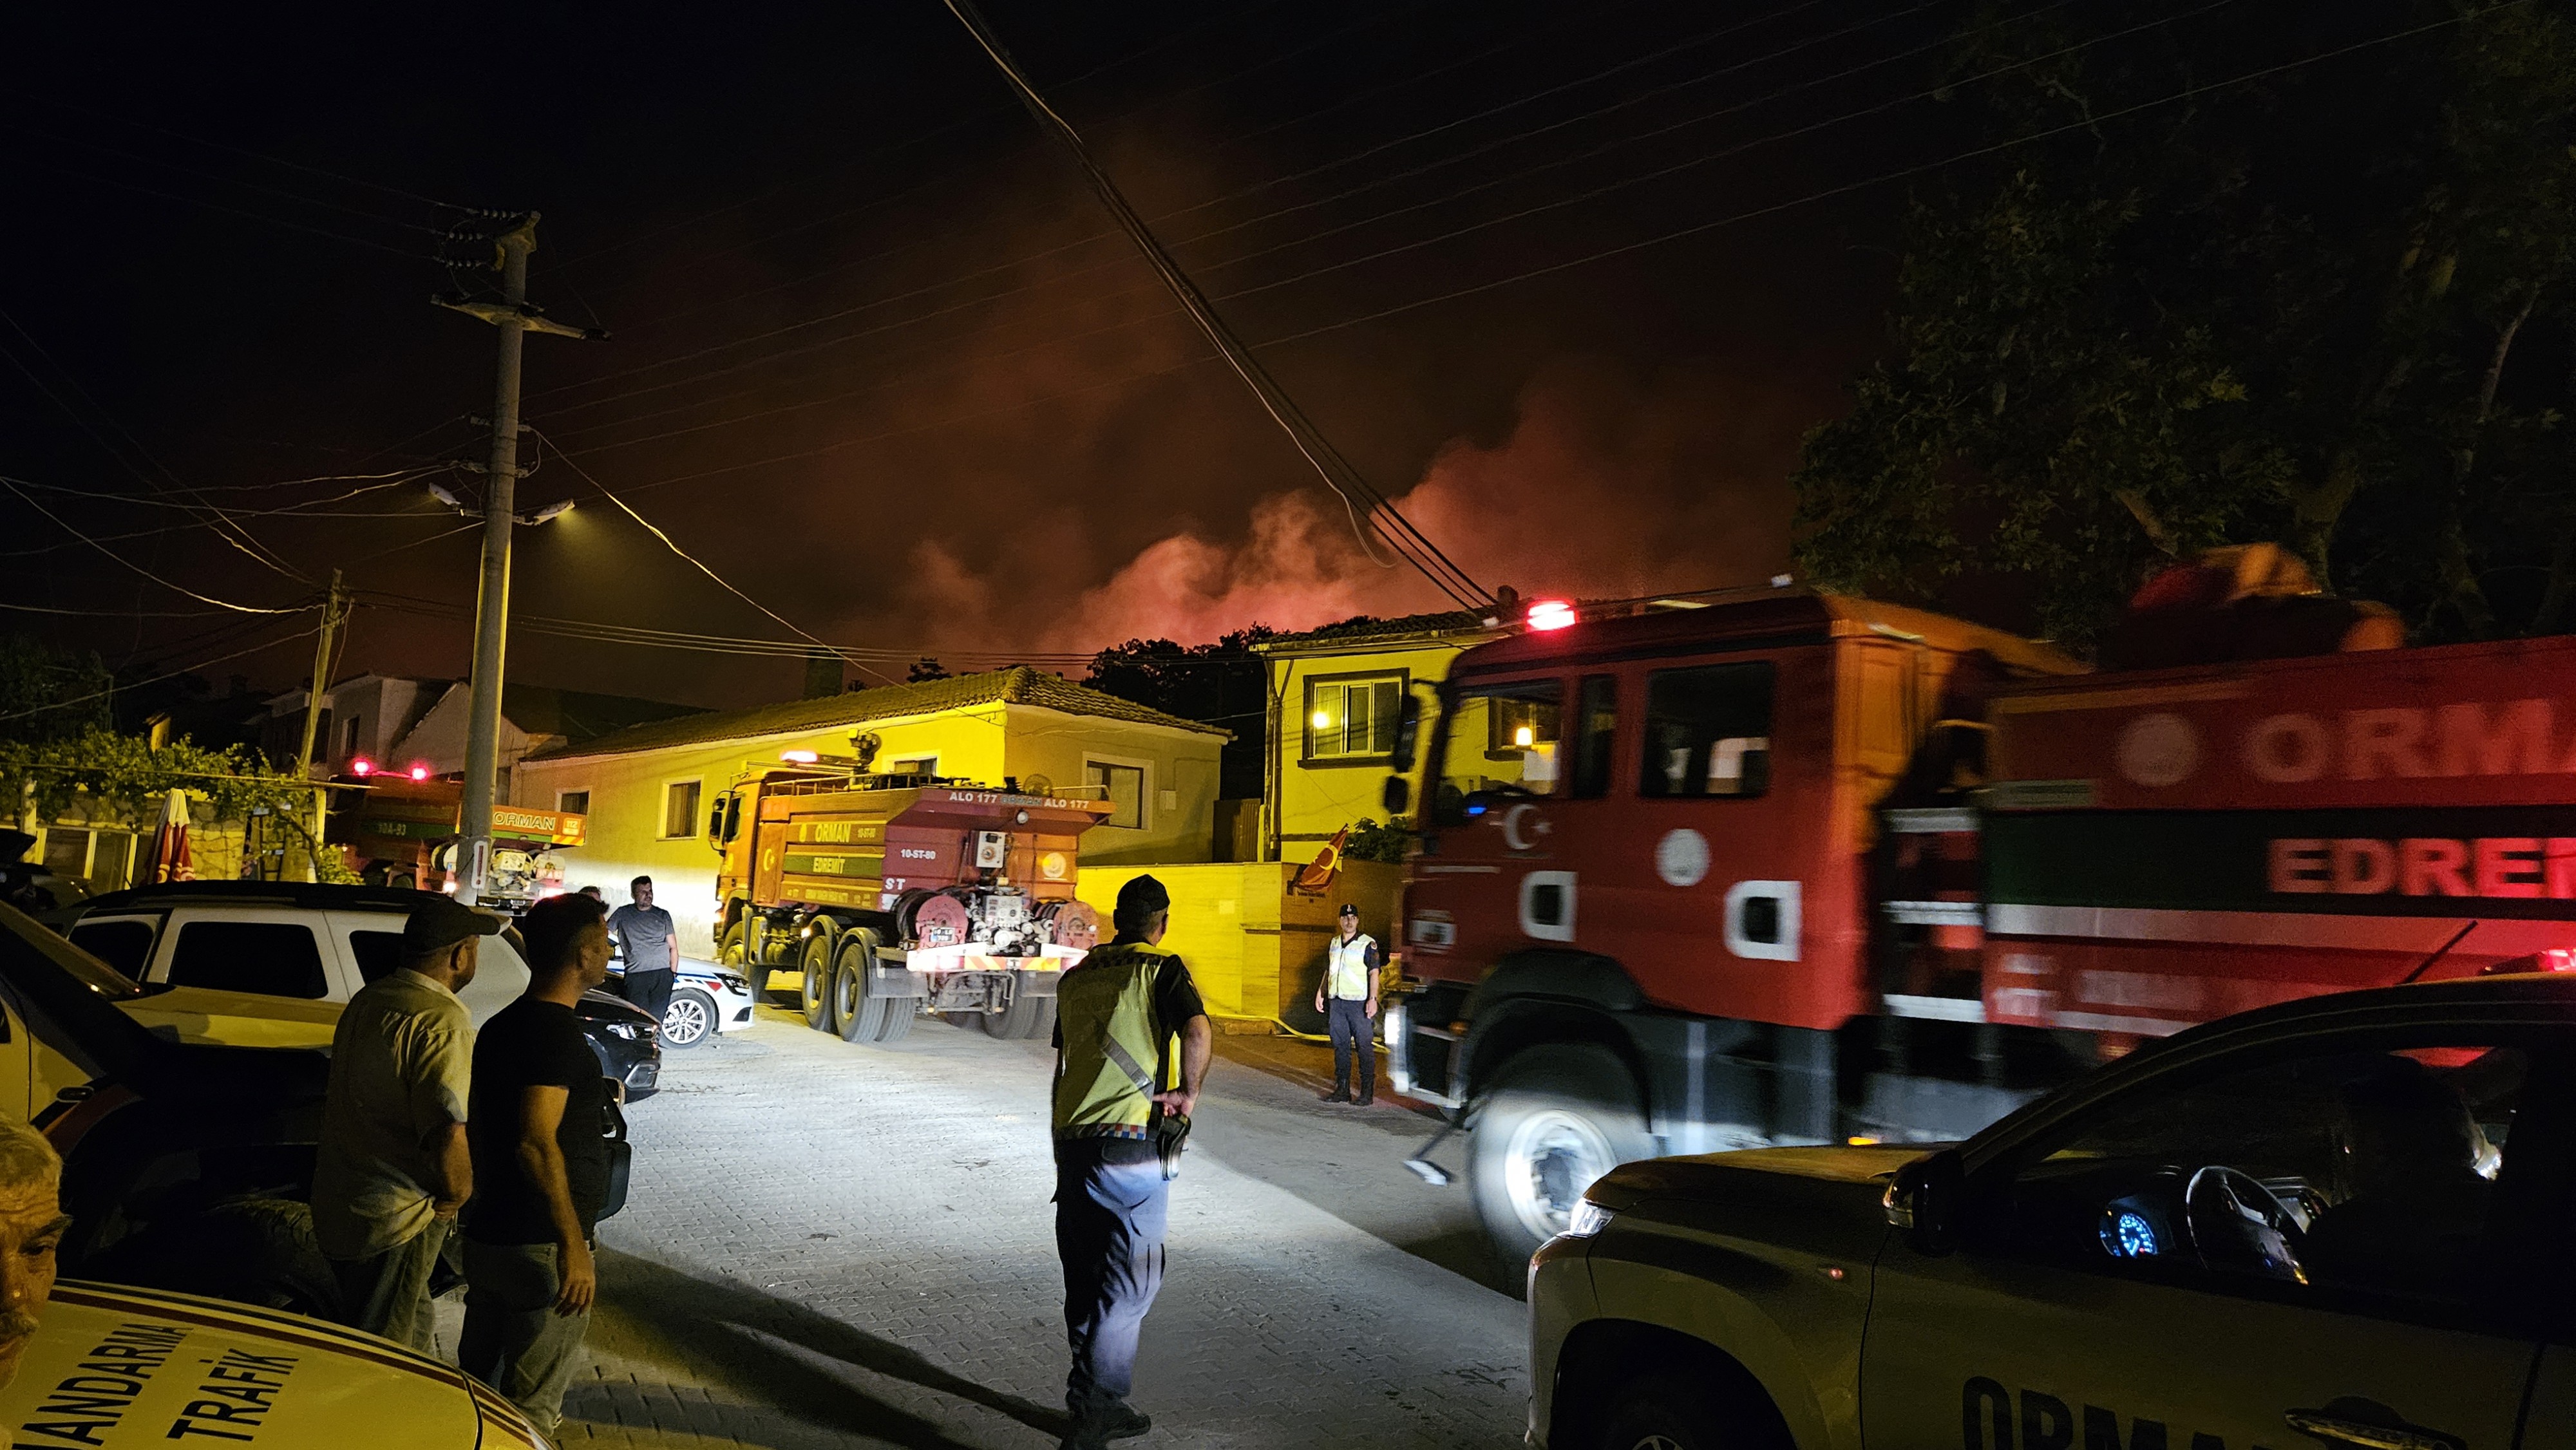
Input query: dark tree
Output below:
<box><xmin>1085</xmin><ymin>628</ymin><xmax>1278</xmax><ymax>799</ymax></box>
<box><xmin>907</xmin><ymin>657</ymin><xmax>951</xmax><ymax>683</ymax></box>
<box><xmin>0</xmin><ymin>636</ymin><xmax>111</xmax><ymax>744</ymax></box>
<box><xmin>1794</xmin><ymin>1</ymin><xmax>2576</xmax><ymax>649</ymax></box>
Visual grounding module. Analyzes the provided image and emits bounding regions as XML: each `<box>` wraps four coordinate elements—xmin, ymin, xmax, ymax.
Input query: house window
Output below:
<box><xmin>1305</xmin><ymin>675</ymin><xmax>1403</xmax><ymax>761</ymax></box>
<box><xmin>558</xmin><ymin>790</ymin><xmax>591</xmax><ymax>817</ymax></box>
<box><xmin>341</xmin><ymin>716</ymin><xmax>361</xmax><ymax>758</ymax></box>
<box><xmin>1640</xmin><ymin>662</ymin><xmax>1774</xmax><ymax>798</ymax></box>
<box><xmin>1086</xmin><ymin>762</ymin><xmax>1146</xmax><ymax>829</ymax></box>
<box><xmin>663</xmin><ymin>780</ymin><xmax>703</xmax><ymax>839</ymax></box>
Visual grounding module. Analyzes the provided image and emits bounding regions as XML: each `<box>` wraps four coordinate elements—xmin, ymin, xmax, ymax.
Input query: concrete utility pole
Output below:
<box><xmin>435</xmin><ymin>214</ymin><xmax>601</xmax><ymax>904</ymax></box>
<box><xmin>293</xmin><ymin>569</ymin><xmax>347</xmax><ymax>881</ymax></box>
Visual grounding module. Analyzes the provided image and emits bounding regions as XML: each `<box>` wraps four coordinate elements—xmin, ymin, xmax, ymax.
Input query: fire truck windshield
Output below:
<box><xmin>1430</xmin><ymin>679</ymin><xmax>1564</xmax><ymax>827</ymax></box>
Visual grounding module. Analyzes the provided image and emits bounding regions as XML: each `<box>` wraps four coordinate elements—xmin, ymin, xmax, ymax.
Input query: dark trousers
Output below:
<box><xmin>624</xmin><ymin>967</ymin><xmax>674</xmax><ymax>1022</ymax></box>
<box><xmin>1327</xmin><ymin>997</ymin><xmax>1376</xmax><ymax>1096</ymax></box>
<box><xmin>1054</xmin><ymin>1140</ymin><xmax>1169</xmax><ymax>1416</ymax></box>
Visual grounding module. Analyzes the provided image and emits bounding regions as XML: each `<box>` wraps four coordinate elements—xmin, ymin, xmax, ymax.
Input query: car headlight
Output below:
<box><xmin>715</xmin><ymin>971</ymin><xmax>750</xmax><ymax>992</ymax></box>
<box><xmin>1561</xmin><ymin>1200</ymin><xmax>1615</xmax><ymax>1239</ymax></box>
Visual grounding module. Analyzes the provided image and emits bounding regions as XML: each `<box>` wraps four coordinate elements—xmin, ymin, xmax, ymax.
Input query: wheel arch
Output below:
<box><xmin>1460</xmin><ymin>950</ymin><xmax>1657</xmax><ymax>1121</ymax></box>
<box><xmin>1549</xmin><ymin>1318</ymin><xmax>1799</xmax><ymax>1450</ymax></box>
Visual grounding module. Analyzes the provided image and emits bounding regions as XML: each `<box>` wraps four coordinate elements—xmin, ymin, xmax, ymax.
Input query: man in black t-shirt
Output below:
<box><xmin>459</xmin><ymin>893</ymin><xmax>614</xmax><ymax>1436</ymax></box>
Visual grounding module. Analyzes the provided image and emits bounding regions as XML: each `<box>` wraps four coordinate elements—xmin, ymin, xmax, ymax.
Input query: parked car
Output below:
<box><xmin>605</xmin><ymin>941</ymin><xmax>755</xmax><ymax>1050</ymax></box>
<box><xmin>1529</xmin><ymin>972</ymin><xmax>2576</xmax><ymax>1450</ymax></box>
<box><xmin>0</xmin><ymin>894</ymin><xmax>628</xmax><ymax>1321</ymax></box>
<box><xmin>8</xmin><ymin>1279</ymin><xmax>554</xmax><ymax>1447</ymax></box>
<box><xmin>48</xmin><ymin>880</ymin><xmax>659</xmax><ymax>1098</ymax></box>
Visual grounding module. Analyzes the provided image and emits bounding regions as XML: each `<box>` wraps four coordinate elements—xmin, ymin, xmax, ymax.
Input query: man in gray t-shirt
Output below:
<box><xmin>314</xmin><ymin>896</ymin><xmax>498</xmax><ymax>1353</ymax></box>
<box><xmin>606</xmin><ymin>875</ymin><xmax>678</xmax><ymax>1022</ymax></box>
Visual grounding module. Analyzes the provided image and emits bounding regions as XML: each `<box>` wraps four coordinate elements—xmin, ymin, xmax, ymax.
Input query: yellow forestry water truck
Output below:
<box><xmin>706</xmin><ymin>749</ymin><xmax>1110</xmax><ymax>1045</ymax></box>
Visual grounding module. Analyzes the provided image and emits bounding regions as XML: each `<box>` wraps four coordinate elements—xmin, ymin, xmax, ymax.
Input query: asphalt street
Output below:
<box><xmin>435</xmin><ymin>1007</ymin><xmax>1525</xmax><ymax>1449</ymax></box>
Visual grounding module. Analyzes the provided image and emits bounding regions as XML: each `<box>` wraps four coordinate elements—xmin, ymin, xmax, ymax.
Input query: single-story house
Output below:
<box><xmin>511</xmin><ymin>666</ymin><xmax>1230</xmax><ymax>953</ymax></box>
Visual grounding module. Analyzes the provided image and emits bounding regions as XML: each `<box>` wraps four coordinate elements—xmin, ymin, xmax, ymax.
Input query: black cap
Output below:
<box><xmin>1338</xmin><ymin>903</ymin><xmax>1359</xmax><ymax>917</ymax></box>
<box><xmin>1113</xmin><ymin>874</ymin><xmax>1171</xmax><ymax>927</ymax></box>
<box><xmin>402</xmin><ymin>896</ymin><xmax>503</xmax><ymax>957</ymax></box>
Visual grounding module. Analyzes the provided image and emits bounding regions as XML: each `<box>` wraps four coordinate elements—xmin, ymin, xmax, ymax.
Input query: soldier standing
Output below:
<box><xmin>1313</xmin><ymin>903</ymin><xmax>1382</xmax><ymax>1105</ymax></box>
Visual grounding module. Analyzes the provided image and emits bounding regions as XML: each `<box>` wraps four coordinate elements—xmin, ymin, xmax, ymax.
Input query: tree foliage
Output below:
<box><xmin>1086</xmin><ymin>628</ymin><xmax>1278</xmax><ymax>800</ymax></box>
<box><xmin>0</xmin><ymin>637</ymin><xmax>112</xmax><ymax>744</ymax></box>
<box><xmin>0</xmin><ymin>728</ymin><xmax>315</xmax><ymax>827</ymax></box>
<box><xmin>1793</xmin><ymin>0</ymin><xmax>2576</xmax><ymax>649</ymax></box>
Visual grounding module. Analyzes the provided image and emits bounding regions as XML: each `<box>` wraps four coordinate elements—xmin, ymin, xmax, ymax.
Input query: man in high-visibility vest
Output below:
<box><xmin>1050</xmin><ymin>874</ymin><xmax>1211</xmax><ymax>1449</ymax></box>
<box><xmin>1312</xmin><ymin>903</ymin><xmax>1382</xmax><ymax>1105</ymax></box>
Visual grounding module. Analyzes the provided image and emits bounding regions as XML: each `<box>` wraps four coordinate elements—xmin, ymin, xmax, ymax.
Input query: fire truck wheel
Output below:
<box><xmin>800</xmin><ymin>934</ymin><xmax>837</xmax><ymax>1033</ymax></box>
<box><xmin>1468</xmin><ymin>1044</ymin><xmax>1654</xmax><ymax>1272</ymax></box>
<box><xmin>719</xmin><ymin>921</ymin><xmax>773</xmax><ymax>1000</ymax></box>
<box><xmin>836</xmin><ymin>932</ymin><xmax>914</xmax><ymax>1045</ymax></box>
<box><xmin>981</xmin><ymin>995</ymin><xmax>1056</xmax><ymax>1040</ymax></box>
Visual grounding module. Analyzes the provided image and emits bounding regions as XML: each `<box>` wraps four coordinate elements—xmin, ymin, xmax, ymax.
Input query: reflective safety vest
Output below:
<box><xmin>1052</xmin><ymin>941</ymin><xmax>1170</xmax><ymax>1136</ymax></box>
<box><xmin>1325</xmin><ymin>932</ymin><xmax>1378</xmax><ymax>1000</ymax></box>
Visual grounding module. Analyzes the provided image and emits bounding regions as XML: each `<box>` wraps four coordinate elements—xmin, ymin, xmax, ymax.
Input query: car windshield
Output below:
<box><xmin>10</xmin><ymin>909</ymin><xmax>145</xmax><ymax>1000</ymax></box>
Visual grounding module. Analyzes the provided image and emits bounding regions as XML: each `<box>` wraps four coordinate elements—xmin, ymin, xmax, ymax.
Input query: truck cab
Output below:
<box><xmin>1387</xmin><ymin>591</ymin><xmax>2079</xmax><ymax>1266</ymax></box>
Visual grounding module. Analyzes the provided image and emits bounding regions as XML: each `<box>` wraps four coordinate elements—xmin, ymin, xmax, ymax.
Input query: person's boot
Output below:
<box><xmin>1321</xmin><ymin>1084</ymin><xmax>1352</xmax><ymax>1103</ymax></box>
<box><xmin>1095</xmin><ymin>1402</ymin><xmax>1152</xmax><ymax>1441</ymax></box>
<box><xmin>1356</xmin><ymin>1082</ymin><xmax>1376</xmax><ymax>1106</ymax></box>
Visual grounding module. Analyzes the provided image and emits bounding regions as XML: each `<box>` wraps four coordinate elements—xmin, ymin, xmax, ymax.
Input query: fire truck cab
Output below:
<box><xmin>1385</xmin><ymin>591</ymin><xmax>2081</xmax><ymax>1264</ymax></box>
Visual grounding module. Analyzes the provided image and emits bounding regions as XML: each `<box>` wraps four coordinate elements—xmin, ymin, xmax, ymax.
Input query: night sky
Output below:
<box><xmin>3</xmin><ymin>1</ymin><xmax>1969</xmax><ymax>709</ymax></box>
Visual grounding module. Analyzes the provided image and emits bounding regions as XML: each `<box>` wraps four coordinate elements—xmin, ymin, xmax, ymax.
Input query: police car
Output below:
<box><xmin>1530</xmin><ymin>974</ymin><xmax>2576</xmax><ymax>1450</ymax></box>
<box><xmin>3</xmin><ymin>1279</ymin><xmax>552</xmax><ymax>1447</ymax></box>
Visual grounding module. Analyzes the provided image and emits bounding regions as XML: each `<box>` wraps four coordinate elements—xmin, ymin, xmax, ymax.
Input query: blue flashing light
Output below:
<box><xmin>1465</xmin><ymin>803</ymin><xmax>1486</xmax><ymax>816</ymax></box>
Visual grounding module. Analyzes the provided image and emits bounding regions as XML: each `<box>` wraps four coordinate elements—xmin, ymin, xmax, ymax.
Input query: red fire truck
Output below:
<box><xmin>327</xmin><ymin>770</ymin><xmax>586</xmax><ymax>913</ymax></box>
<box><xmin>1382</xmin><ymin>585</ymin><xmax>2576</xmax><ymax>1265</ymax></box>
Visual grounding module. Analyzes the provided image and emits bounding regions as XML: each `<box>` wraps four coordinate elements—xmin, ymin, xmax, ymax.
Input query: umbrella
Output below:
<box><xmin>144</xmin><ymin>789</ymin><xmax>193</xmax><ymax>884</ymax></box>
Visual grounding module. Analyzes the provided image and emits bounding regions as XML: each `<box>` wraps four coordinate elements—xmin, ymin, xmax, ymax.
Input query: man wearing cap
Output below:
<box><xmin>312</xmin><ymin>894</ymin><xmax>495</xmax><ymax>1351</ymax></box>
<box><xmin>1312</xmin><ymin>903</ymin><xmax>1382</xmax><ymax>1105</ymax></box>
<box><xmin>1049</xmin><ymin>874</ymin><xmax>1210</xmax><ymax>1449</ymax></box>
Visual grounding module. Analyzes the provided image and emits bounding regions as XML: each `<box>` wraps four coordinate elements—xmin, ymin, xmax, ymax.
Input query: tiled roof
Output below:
<box><xmin>526</xmin><ymin>666</ymin><xmax>1227</xmax><ymax>761</ymax></box>
<box><xmin>1251</xmin><ymin>610</ymin><xmax>1493</xmax><ymax>652</ymax></box>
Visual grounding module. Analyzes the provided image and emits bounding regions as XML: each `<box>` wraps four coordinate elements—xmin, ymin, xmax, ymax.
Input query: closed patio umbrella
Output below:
<box><xmin>144</xmin><ymin>789</ymin><xmax>192</xmax><ymax>883</ymax></box>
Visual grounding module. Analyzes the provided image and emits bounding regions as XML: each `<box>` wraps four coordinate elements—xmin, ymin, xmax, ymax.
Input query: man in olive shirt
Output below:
<box><xmin>460</xmin><ymin>892</ymin><xmax>614</xmax><ymax>1435</ymax></box>
<box><xmin>312</xmin><ymin>896</ymin><xmax>496</xmax><ymax>1353</ymax></box>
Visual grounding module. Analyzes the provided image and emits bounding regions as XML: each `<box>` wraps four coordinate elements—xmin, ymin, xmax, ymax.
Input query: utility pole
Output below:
<box><xmin>435</xmin><ymin>214</ymin><xmax>602</xmax><ymax>904</ymax></box>
<box><xmin>293</xmin><ymin>569</ymin><xmax>346</xmax><ymax>881</ymax></box>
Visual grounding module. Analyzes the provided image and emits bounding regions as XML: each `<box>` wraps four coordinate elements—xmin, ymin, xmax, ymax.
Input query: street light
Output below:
<box><xmin>427</xmin><ymin>484</ymin><xmax>576</xmax><ymax>529</ymax></box>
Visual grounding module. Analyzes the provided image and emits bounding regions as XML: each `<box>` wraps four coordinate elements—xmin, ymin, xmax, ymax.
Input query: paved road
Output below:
<box><xmin>437</xmin><ymin>1008</ymin><xmax>1525</xmax><ymax>1449</ymax></box>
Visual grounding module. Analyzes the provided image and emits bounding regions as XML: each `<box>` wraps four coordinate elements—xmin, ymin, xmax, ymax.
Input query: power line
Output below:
<box><xmin>524</xmin><ymin>433</ymin><xmax>901</xmax><ymax>686</ymax></box>
<box><xmin>0</xmin><ymin>478</ymin><xmax>306</xmax><ymax>614</ymax></box>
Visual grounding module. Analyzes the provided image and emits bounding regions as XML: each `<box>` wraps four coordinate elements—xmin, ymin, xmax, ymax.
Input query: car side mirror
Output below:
<box><xmin>1884</xmin><ymin>1149</ymin><xmax>1965</xmax><ymax>1255</ymax></box>
<box><xmin>1381</xmin><ymin>776</ymin><xmax>1411</xmax><ymax>815</ymax></box>
<box><xmin>1390</xmin><ymin>692</ymin><xmax>1422</xmax><ymax>771</ymax></box>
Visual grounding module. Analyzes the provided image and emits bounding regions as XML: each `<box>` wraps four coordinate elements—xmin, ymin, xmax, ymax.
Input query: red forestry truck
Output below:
<box><xmin>1382</xmin><ymin>578</ymin><xmax>2576</xmax><ymax>1263</ymax></box>
<box><xmin>707</xmin><ymin>755</ymin><xmax>1109</xmax><ymax>1045</ymax></box>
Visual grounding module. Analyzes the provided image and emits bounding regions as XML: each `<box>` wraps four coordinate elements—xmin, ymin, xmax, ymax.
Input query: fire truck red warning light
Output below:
<box><xmin>1526</xmin><ymin>598</ymin><xmax>1577</xmax><ymax>631</ymax></box>
<box><xmin>408</xmin><ymin>764</ymin><xmax>430</xmax><ymax>782</ymax></box>
<box><xmin>350</xmin><ymin>757</ymin><xmax>374</xmax><ymax>777</ymax></box>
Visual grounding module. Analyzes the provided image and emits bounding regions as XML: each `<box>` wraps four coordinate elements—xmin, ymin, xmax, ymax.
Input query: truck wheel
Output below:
<box><xmin>1583</xmin><ymin>1370</ymin><xmax>1787</xmax><ymax>1450</ymax></box>
<box><xmin>662</xmin><ymin>988</ymin><xmax>718</xmax><ymax>1050</ymax></box>
<box><xmin>980</xmin><ymin>994</ymin><xmax>1055</xmax><ymax>1040</ymax></box>
<box><xmin>1469</xmin><ymin>1044</ymin><xmax>1654</xmax><ymax>1272</ymax></box>
<box><xmin>719</xmin><ymin>921</ymin><xmax>773</xmax><ymax>1001</ymax></box>
<box><xmin>800</xmin><ymin>934</ymin><xmax>837</xmax><ymax>1033</ymax></box>
<box><xmin>835</xmin><ymin>932</ymin><xmax>914</xmax><ymax>1045</ymax></box>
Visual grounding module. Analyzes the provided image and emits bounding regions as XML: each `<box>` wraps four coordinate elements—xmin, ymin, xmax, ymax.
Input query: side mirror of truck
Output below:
<box><xmin>1883</xmin><ymin>1149</ymin><xmax>1965</xmax><ymax>1256</ymax></box>
<box><xmin>1390</xmin><ymin>692</ymin><xmax>1422</xmax><ymax>771</ymax></box>
<box><xmin>1381</xmin><ymin>776</ymin><xmax>1411</xmax><ymax>815</ymax></box>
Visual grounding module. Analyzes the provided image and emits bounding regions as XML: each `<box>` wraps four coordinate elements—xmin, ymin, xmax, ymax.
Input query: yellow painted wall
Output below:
<box><xmin>1266</xmin><ymin>642</ymin><xmax>1469</xmax><ymax>856</ymax></box>
<box><xmin>513</xmin><ymin>704</ymin><xmax>1220</xmax><ymax>952</ymax></box>
<box><xmin>1077</xmin><ymin>860</ymin><xmax>1401</xmax><ymax>1028</ymax></box>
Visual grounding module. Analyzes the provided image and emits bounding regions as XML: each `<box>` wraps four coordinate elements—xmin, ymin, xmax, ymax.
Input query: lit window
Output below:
<box><xmin>1086</xmin><ymin>762</ymin><xmax>1145</xmax><ymax>828</ymax></box>
<box><xmin>663</xmin><ymin>780</ymin><xmax>703</xmax><ymax>838</ymax></box>
<box><xmin>1305</xmin><ymin>677</ymin><xmax>1403</xmax><ymax>761</ymax></box>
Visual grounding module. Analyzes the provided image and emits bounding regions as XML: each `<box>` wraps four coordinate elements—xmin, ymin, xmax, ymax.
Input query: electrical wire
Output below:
<box><xmin>953</xmin><ymin>0</ymin><xmax>1489</xmax><ymax>610</ymax></box>
<box><xmin>0</xmin><ymin>478</ymin><xmax>304</xmax><ymax>614</ymax></box>
<box><xmin>523</xmin><ymin>433</ymin><xmax>902</xmax><ymax>686</ymax></box>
